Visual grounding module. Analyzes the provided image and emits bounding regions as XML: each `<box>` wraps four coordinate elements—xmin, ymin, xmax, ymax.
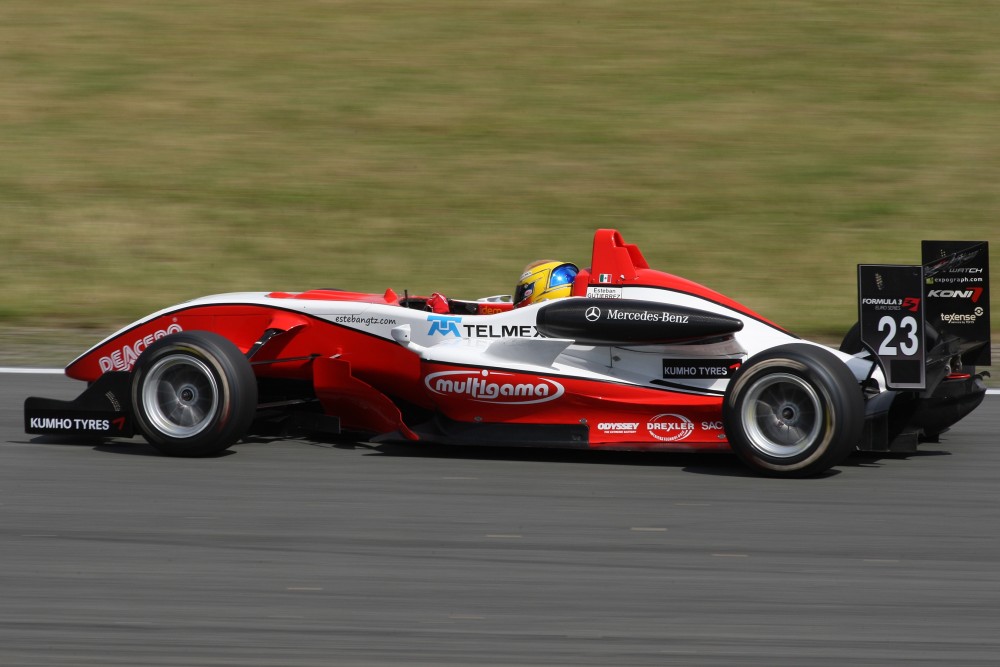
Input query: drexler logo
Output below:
<box><xmin>646</xmin><ymin>413</ymin><xmax>694</xmax><ymax>442</ymax></box>
<box><xmin>425</xmin><ymin>369</ymin><xmax>565</xmax><ymax>405</ymax></box>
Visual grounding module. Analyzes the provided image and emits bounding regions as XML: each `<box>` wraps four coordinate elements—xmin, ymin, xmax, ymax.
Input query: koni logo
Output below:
<box><xmin>424</xmin><ymin>369</ymin><xmax>565</xmax><ymax>404</ymax></box>
<box><xmin>927</xmin><ymin>287</ymin><xmax>984</xmax><ymax>303</ymax></box>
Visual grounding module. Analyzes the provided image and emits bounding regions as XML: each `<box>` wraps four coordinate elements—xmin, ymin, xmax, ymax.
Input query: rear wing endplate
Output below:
<box><xmin>858</xmin><ymin>241</ymin><xmax>990</xmax><ymax>391</ymax></box>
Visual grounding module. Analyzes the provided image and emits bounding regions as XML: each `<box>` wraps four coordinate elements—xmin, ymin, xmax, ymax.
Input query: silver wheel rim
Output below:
<box><xmin>141</xmin><ymin>354</ymin><xmax>219</xmax><ymax>439</ymax></box>
<box><xmin>741</xmin><ymin>373</ymin><xmax>822</xmax><ymax>458</ymax></box>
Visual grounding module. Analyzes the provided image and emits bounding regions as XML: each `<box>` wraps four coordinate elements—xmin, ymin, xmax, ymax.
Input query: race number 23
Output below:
<box><xmin>877</xmin><ymin>315</ymin><xmax>919</xmax><ymax>356</ymax></box>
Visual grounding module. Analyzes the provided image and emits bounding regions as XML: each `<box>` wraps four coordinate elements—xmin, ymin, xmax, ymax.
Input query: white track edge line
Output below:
<box><xmin>0</xmin><ymin>368</ymin><xmax>66</xmax><ymax>374</ymax></box>
<box><xmin>2</xmin><ymin>368</ymin><xmax>999</xmax><ymax>394</ymax></box>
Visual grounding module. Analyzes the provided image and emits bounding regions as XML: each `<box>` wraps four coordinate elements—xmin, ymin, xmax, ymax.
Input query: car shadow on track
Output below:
<box><xmin>22</xmin><ymin>434</ymin><xmax>859</xmax><ymax>478</ymax></box>
<box><xmin>842</xmin><ymin>449</ymin><xmax>952</xmax><ymax>470</ymax></box>
<box><xmin>324</xmin><ymin>439</ymin><xmax>767</xmax><ymax>478</ymax></box>
<box><xmin>23</xmin><ymin>435</ymin><xmax>236</xmax><ymax>458</ymax></box>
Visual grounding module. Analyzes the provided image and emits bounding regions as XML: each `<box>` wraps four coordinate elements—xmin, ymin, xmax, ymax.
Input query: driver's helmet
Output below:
<box><xmin>514</xmin><ymin>260</ymin><xmax>579</xmax><ymax>308</ymax></box>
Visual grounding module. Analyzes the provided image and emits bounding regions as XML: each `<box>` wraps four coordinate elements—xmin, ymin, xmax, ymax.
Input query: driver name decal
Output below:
<box><xmin>425</xmin><ymin>370</ymin><xmax>564</xmax><ymax>404</ymax></box>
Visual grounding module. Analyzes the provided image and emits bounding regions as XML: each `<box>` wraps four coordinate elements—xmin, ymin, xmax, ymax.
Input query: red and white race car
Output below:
<box><xmin>25</xmin><ymin>229</ymin><xmax>991</xmax><ymax>477</ymax></box>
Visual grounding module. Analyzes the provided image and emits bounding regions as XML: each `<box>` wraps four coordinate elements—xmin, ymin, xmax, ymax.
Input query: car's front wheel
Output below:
<box><xmin>131</xmin><ymin>331</ymin><xmax>257</xmax><ymax>457</ymax></box>
<box><xmin>723</xmin><ymin>344</ymin><xmax>863</xmax><ymax>477</ymax></box>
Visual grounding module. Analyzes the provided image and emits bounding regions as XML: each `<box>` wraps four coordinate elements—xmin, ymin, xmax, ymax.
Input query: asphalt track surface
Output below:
<box><xmin>2</xmin><ymin>373</ymin><xmax>999</xmax><ymax>666</ymax></box>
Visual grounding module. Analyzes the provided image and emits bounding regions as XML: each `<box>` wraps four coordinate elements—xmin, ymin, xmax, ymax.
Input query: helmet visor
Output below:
<box><xmin>548</xmin><ymin>264</ymin><xmax>579</xmax><ymax>288</ymax></box>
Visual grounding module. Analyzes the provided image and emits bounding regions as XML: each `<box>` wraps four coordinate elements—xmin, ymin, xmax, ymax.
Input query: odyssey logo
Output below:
<box><xmin>98</xmin><ymin>324</ymin><xmax>183</xmax><ymax>372</ymax></box>
<box><xmin>646</xmin><ymin>413</ymin><xmax>695</xmax><ymax>442</ymax></box>
<box><xmin>597</xmin><ymin>422</ymin><xmax>640</xmax><ymax>434</ymax></box>
<box><xmin>425</xmin><ymin>369</ymin><xmax>565</xmax><ymax>404</ymax></box>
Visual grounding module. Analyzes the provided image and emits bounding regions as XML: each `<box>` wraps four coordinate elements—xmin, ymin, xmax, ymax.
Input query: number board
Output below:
<box><xmin>858</xmin><ymin>265</ymin><xmax>926</xmax><ymax>390</ymax></box>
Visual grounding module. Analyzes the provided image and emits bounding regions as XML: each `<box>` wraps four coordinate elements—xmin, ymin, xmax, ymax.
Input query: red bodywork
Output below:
<box><xmin>64</xmin><ymin>230</ymin><xmax>784</xmax><ymax>451</ymax></box>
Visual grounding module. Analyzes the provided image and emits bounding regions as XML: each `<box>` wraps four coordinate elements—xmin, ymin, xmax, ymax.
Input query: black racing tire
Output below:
<box><xmin>131</xmin><ymin>331</ymin><xmax>257</xmax><ymax>457</ymax></box>
<box><xmin>723</xmin><ymin>343</ymin><xmax>864</xmax><ymax>477</ymax></box>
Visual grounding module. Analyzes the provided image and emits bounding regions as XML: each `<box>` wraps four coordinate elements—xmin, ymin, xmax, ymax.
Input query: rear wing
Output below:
<box><xmin>858</xmin><ymin>241</ymin><xmax>990</xmax><ymax>391</ymax></box>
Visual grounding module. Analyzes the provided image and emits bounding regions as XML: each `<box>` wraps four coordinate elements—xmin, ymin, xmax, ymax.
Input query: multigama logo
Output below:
<box><xmin>424</xmin><ymin>369</ymin><xmax>565</xmax><ymax>404</ymax></box>
<box><xmin>646</xmin><ymin>413</ymin><xmax>695</xmax><ymax>442</ymax></box>
<box><xmin>98</xmin><ymin>324</ymin><xmax>183</xmax><ymax>372</ymax></box>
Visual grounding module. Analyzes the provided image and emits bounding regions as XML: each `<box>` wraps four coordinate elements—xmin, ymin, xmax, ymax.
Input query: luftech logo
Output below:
<box><xmin>585</xmin><ymin>307</ymin><xmax>601</xmax><ymax>322</ymax></box>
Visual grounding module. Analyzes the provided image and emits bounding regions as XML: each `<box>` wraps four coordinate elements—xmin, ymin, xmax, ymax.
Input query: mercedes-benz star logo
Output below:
<box><xmin>585</xmin><ymin>306</ymin><xmax>601</xmax><ymax>322</ymax></box>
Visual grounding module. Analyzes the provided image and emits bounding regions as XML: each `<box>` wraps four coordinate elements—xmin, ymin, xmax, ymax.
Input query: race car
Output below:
<box><xmin>24</xmin><ymin>229</ymin><xmax>991</xmax><ymax>477</ymax></box>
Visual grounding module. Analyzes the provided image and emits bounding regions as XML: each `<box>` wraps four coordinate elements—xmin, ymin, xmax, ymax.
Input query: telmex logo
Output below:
<box><xmin>98</xmin><ymin>324</ymin><xmax>183</xmax><ymax>372</ymax></box>
<box><xmin>425</xmin><ymin>369</ymin><xmax>565</xmax><ymax>404</ymax></box>
<box><xmin>646</xmin><ymin>413</ymin><xmax>694</xmax><ymax>442</ymax></box>
<box><xmin>428</xmin><ymin>314</ymin><xmax>462</xmax><ymax>337</ymax></box>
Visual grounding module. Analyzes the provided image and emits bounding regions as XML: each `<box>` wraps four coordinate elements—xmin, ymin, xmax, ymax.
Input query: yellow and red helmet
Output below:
<box><xmin>514</xmin><ymin>260</ymin><xmax>579</xmax><ymax>308</ymax></box>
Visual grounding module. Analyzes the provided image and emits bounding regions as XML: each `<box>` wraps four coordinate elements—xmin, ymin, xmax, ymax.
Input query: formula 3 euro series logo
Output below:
<box><xmin>861</xmin><ymin>297</ymin><xmax>921</xmax><ymax>312</ymax></box>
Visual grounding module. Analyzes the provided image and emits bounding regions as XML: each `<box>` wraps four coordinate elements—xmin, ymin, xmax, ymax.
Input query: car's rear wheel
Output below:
<box><xmin>131</xmin><ymin>331</ymin><xmax>257</xmax><ymax>457</ymax></box>
<box><xmin>723</xmin><ymin>344</ymin><xmax>863</xmax><ymax>477</ymax></box>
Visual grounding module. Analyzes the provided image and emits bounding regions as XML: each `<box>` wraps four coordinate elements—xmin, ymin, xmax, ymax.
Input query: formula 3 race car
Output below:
<box><xmin>25</xmin><ymin>229</ymin><xmax>992</xmax><ymax>477</ymax></box>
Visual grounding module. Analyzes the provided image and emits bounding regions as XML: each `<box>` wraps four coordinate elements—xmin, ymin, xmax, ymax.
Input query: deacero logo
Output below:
<box><xmin>98</xmin><ymin>324</ymin><xmax>183</xmax><ymax>372</ymax></box>
<box><xmin>424</xmin><ymin>369</ymin><xmax>565</xmax><ymax>405</ymax></box>
<box><xmin>646</xmin><ymin>413</ymin><xmax>695</xmax><ymax>442</ymax></box>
